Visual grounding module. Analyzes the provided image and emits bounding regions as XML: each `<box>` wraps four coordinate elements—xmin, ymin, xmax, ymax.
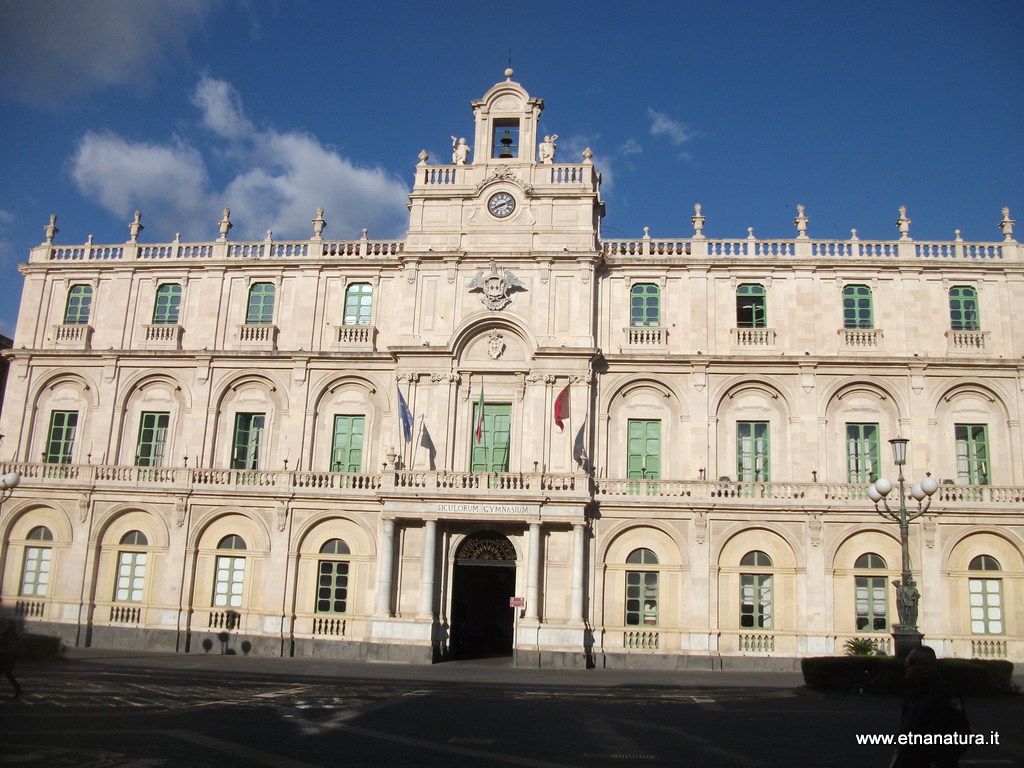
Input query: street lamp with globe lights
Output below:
<box><xmin>0</xmin><ymin>471</ymin><xmax>21</xmax><ymax>506</ymax></box>
<box><xmin>866</xmin><ymin>437</ymin><xmax>938</xmax><ymax>658</ymax></box>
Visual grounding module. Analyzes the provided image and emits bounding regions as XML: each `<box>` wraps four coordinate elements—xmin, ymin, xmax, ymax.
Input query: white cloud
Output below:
<box><xmin>69</xmin><ymin>78</ymin><xmax>410</xmax><ymax>241</ymax></box>
<box><xmin>647</xmin><ymin>108</ymin><xmax>697</xmax><ymax>159</ymax></box>
<box><xmin>0</xmin><ymin>0</ymin><xmax>211</xmax><ymax>108</ymax></box>
<box><xmin>620</xmin><ymin>138</ymin><xmax>643</xmax><ymax>156</ymax></box>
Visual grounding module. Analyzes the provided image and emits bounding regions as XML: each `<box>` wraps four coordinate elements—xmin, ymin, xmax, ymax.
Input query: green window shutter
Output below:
<box><xmin>842</xmin><ymin>285</ymin><xmax>873</xmax><ymax>329</ymax></box>
<box><xmin>949</xmin><ymin>286</ymin><xmax>979</xmax><ymax>331</ymax></box>
<box><xmin>114</xmin><ymin>551</ymin><xmax>147</xmax><ymax>603</ymax></box>
<box><xmin>740</xmin><ymin>573</ymin><xmax>773</xmax><ymax>629</ymax></box>
<box><xmin>45</xmin><ymin>410</ymin><xmax>79</xmax><ymax>464</ymax></box>
<box><xmin>64</xmin><ymin>285</ymin><xmax>93</xmax><ymax>325</ymax></box>
<box><xmin>20</xmin><ymin>546</ymin><xmax>52</xmax><ymax>597</ymax></box>
<box><xmin>846</xmin><ymin>423</ymin><xmax>880</xmax><ymax>483</ymax></box>
<box><xmin>969</xmin><ymin>578</ymin><xmax>1003</xmax><ymax>635</ymax></box>
<box><xmin>855</xmin><ymin>575</ymin><xmax>888</xmax><ymax>632</ymax></box>
<box><xmin>213</xmin><ymin>555</ymin><xmax>246</xmax><ymax>608</ymax></box>
<box><xmin>626</xmin><ymin>419</ymin><xmax>661</xmax><ymax>479</ymax></box>
<box><xmin>629</xmin><ymin>283</ymin><xmax>660</xmax><ymax>327</ymax></box>
<box><xmin>736</xmin><ymin>284</ymin><xmax>766</xmax><ymax>328</ymax></box>
<box><xmin>231</xmin><ymin>413</ymin><xmax>265</xmax><ymax>470</ymax></box>
<box><xmin>331</xmin><ymin>415</ymin><xmax>365</xmax><ymax>473</ymax></box>
<box><xmin>152</xmin><ymin>284</ymin><xmax>182</xmax><ymax>324</ymax></box>
<box><xmin>246</xmin><ymin>283</ymin><xmax>276</xmax><ymax>324</ymax></box>
<box><xmin>955</xmin><ymin>423</ymin><xmax>989</xmax><ymax>485</ymax></box>
<box><xmin>136</xmin><ymin>411</ymin><xmax>170</xmax><ymax>467</ymax></box>
<box><xmin>737</xmin><ymin>421</ymin><xmax>770</xmax><ymax>481</ymax></box>
<box><xmin>625</xmin><ymin>570</ymin><xmax>659</xmax><ymax>626</ymax></box>
<box><xmin>470</xmin><ymin>403</ymin><xmax>511</xmax><ymax>473</ymax></box>
<box><xmin>343</xmin><ymin>283</ymin><xmax>373</xmax><ymax>326</ymax></box>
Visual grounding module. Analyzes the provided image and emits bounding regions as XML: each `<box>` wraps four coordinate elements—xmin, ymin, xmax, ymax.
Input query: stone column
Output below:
<box><xmin>419</xmin><ymin>520</ymin><xmax>437</xmax><ymax>617</ymax></box>
<box><xmin>570</xmin><ymin>523</ymin><xmax>586</xmax><ymax>623</ymax></box>
<box><xmin>525</xmin><ymin>522</ymin><xmax>541</xmax><ymax>620</ymax></box>
<box><xmin>375</xmin><ymin>519</ymin><xmax>395</xmax><ymax>616</ymax></box>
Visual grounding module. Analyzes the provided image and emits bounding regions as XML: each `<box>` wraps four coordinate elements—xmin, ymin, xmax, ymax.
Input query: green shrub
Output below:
<box><xmin>802</xmin><ymin>655</ymin><xmax>1016</xmax><ymax>696</ymax></box>
<box><xmin>843</xmin><ymin>637</ymin><xmax>879</xmax><ymax>656</ymax></box>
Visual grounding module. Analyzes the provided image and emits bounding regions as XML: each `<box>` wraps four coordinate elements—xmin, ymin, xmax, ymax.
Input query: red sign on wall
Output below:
<box><xmin>509</xmin><ymin>596</ymin><xmax>525</xmax><ymax>608</ymax></box>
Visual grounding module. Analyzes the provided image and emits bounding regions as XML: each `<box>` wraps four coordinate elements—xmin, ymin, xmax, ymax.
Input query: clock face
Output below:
<box><xmin>487</xmin><ymin>192</ymin><xmax>516</xmax><ymax>218</ymax></box>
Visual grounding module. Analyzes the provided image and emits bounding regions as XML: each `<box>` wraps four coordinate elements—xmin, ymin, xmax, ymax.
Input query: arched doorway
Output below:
<box><xmin>450</xmin><ymin>531</ymin><xmax>516</xmax><ymax>658</ymax></box>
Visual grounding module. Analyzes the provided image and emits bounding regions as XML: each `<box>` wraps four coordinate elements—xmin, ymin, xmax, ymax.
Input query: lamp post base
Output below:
<box><xmin>892</xmin><ymin>628</ymin><xmax>924</xmax><ymax>660</ymax></box>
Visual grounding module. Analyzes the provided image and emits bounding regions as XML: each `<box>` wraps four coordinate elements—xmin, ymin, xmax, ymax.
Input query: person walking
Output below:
<box><xmin>891</xmin><ymin>645</ymin><xmax>970</xmax><ymax>768</ymax></box>
<box><xmin>0</xmin><ymin>619</ymin><xmax>24</xmax><ymax>698</ymax></box>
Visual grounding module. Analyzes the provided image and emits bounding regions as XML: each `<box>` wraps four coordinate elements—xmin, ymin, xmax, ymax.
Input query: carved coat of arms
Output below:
<box><xmin>469</xmin><ymin>260</ymin><xmax>524</xmax><ymax>310</ymax></box>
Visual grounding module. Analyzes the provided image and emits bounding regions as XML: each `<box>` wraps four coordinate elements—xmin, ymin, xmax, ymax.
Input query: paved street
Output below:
<box><xmin>0</xmin><ymin>650</ymin><xmax>1020</xmax><ymax>767</ymax></box>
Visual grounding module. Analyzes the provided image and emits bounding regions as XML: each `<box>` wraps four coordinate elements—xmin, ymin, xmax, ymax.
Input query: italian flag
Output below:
<box><xmin>554</xmin><ymin>383</ymin><xmax>570</xmax><ymax>432</ymax></box>
<box><xmin>474</xmin><ymin>386</ymin><xmax>485</xmax><ymax>444</ymax></box>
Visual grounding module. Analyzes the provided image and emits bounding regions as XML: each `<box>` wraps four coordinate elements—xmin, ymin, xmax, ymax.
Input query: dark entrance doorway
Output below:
<box><xmin>450</xmin><ymin>532</ymin><xmax>516</xmax><ymax>659</ymax></box>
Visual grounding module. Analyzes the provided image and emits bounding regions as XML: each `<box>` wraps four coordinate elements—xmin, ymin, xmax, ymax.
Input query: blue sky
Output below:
<box><xmin>1</xmin><ymin>0</ymin><xmax>1022</xmax><ymax>338</ymax></box>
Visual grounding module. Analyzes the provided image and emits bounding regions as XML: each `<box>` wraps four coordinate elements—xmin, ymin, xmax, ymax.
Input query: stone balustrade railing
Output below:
<box><xmin>2</xmin><ymin>462</ymin><xmax>1021</xmax><ymax>507</ymax></box>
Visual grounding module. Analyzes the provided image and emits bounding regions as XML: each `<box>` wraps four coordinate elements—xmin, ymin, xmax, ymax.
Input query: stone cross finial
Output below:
<box><xmin>999</xmin><ymin>207</ymin><xmax>1015</xmax><ymax>242</ymax></box>
<box><xmin>311</xmin><ymin>207</ymin><xmax>326</xmax><ymax>240</ymax></box>
<box><xmin>896</xmin><ymin>206</ymin><xmax>911</xmax><ymax>240</ymax></box>
<box><xmin>128</xmin><ymin>210</ymin><xmax>143</xmax><ymax>243</ymax></box>
<box><xmin>217</xmin><ymin>208</ymin><xmax>233</xmax><ymax>242</ymax></box>
<box><xmin>794</xmin><ymin>204</ymin><xmax>809</xmax><ymax>239</ymax></box>
<box><xmin>691</xmin><ymin>203</ymin><xmax>705</xmax><ymax>238</ymax></box>
<box><xmin>43</xmin><ymin>213</ymin><xmax>59</xmax><ymax>244</ymax></box>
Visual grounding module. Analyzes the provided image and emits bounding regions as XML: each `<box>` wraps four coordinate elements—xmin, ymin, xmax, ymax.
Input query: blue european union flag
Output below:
<box><xmin>397</xmin><ymin>387</ymin><xmax>414</xmax><ymax>443</ymax></box>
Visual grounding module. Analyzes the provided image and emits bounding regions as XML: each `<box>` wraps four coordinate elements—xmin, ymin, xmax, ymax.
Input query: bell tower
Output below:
<box><xmin>471</xmin><ymin>68</ymin><xmax>543</xmax><ymax>163</ymax></box>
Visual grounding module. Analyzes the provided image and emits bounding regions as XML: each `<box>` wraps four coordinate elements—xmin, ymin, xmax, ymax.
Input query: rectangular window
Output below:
<box><xmin>846</xmin><ymin>423</ymin><xmax>880</xmax><ymax>484</ymax></box>
<box><xmin>949</xmin><ymin>286</ymin><xmax>979</xmax><ymax>331</ymax></box>
<box><xmin>343</xmin><ymin>284</ymin><xmax>373</xmax><ymax>326</ymax></box>
<box><xmin>114</xmin><ymin>551</ymin><xmax>147</xmax><ymax>603</ymax></box>
<box><xmin>136</xmin><ymin>411</ymin><xmax>169</xmax><ymax>467</ymax></box>
<box><xmin>855</xmin><ymin>575</ymin><xmax>887</xmax><ymax>632</ymax></box>
<box><xmin>470</xmin><ymin>403</ymin><xmax>511</xmax><ymax>473</ymax></box>
<box><xmin>736</xmin><ymin>284</ymin><xmax>766</xmax><ymax>328</ymax></box>
<box><xmin>737</xmin><ymin>421</ymin><xmax>770</xmax><ymax>482</ymax></box>
<box><xmin>740</xmin><ymin>573</ymin><xmax>773</xmax><ymax>629</ymax></box>
<box><xmin>843</xmin><ymin>285</ymin><xmax>873</xmax><ymax>329</ymax></box>
<box><xmin>64</xmin><ymin>285</ymin><xmax>93</xmax><ymax>325</ymax></box>
<box><xmin>246</xmin><ymin>283</ymin><xmax>276</xmax><ymax>324</ymax></box>
<box><xmin>20</xmin><ymin>546</ymin><xmax>51</xmax><ymax>597</ymax></box>
<box><xmin>625</xmin><ymin>571</ymin><xmax>659</xmax><ymax>626</ymax></box>
<box><xmin>955</xmin><ymin>424</ymin><xmax>989</xmax><ymax>485</ymax></box>
<box><xmin>629</xmin><ymin>284</ymin><xmax>661</xmax><ymax>327</ymax></box>
<box><xmin>213</xmin><ymin>555</ymin><xmax>245</xmax><ymax>608</ymax></box>
<box><xmin>331</xmin><ymin>415</ymin><xmax>365</xmax><ymax>473</ymax></box>
<box><xmin>45</xmin><ymin>410</ymin><xmax>78</xmax><ymax>464</ymax></box>
<box><xmin>316</xmin><ymin>560</ymin><xmax>349</xmax><ymax>614</ymax></box>
<box><xmin>231</xmin><ymin>413</ymin><xmax>265</xmax><ymax>470</ymax></box>
<box><xmin>152</xmin><ymin>284</ymin><xmax>182</xmax><ymax>325</ymax></box>
<box><xmin>969</xmin><ymin>578</ymin><xmax>1003</xmax><ymax>634</ymax></box>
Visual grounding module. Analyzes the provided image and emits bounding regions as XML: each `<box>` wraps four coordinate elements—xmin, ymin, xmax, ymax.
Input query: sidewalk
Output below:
<box><xmin>55</xmin><ymin>646</ymin><xmax>807</xmax><ymax>690</ymax></box>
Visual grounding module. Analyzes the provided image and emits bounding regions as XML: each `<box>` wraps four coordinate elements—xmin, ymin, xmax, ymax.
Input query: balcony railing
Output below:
<box><xmin>839</xmin><ymin>328</ymin><xmax>882</xmax><ymax>348</ymax></box>
<box><xmin>3</xmin><ymin>461</ymin><xmax>1021</xmax><ymax>508</ymax></box>
<box><xmin>51</xmin><ymin>323</ymin><xmax>92</xmax><ymax>349</ymax></box>
<box><xmin>623</xmin><ymin>326</ymin><xmax>667</xmax><ymax>347</ymax></box>
<box><xmin>945</xmin><ymin>329</ymin><xmax>989</xmax><ymax>352</ymax></box>
<box><xmin>732</xmin><ymin>328</ymin><xmax>776</xmax><ymax>347</ymax></box>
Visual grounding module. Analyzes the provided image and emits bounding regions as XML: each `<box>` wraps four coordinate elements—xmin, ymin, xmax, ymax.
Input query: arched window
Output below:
<box><xmin>736</xmin><ymin>284</ymin><xmax>766</xmax><ymax>328</ymax></box>
<box><xmin>949</xmin><ymin>286</ymin><xmax>979</xmax><ymax>331</ymax></box>
<box><xmin>343</xmin><ymin>283</ymin><xmax>373</xmax><ymax>326</ymax></box>
<box><xmin>213</xmin><ymin>535</ymin><xmax>247</xmax><ymax>609</ymax></box>
<box><xmin>120</xmin><ymin>530</ymin><xmax>148</xmax><ymax>546</ymax></box>
<box><xmin>968</xmin><ymin>554</ymin><xmax>1002</xmax><ymax>635</ymax></box>
<box><xmin>740</xmin><ymin>551</ymin><xmax>773</xmax><ymax>629</ymax></box>
<box><xmin>217</xmin><ymin>534</ymin><xmax>247</xmax><ymax>550</ymax></box>
<box><xmin>64</xmin><ymin>284</ymin><xmax>93</xmax><ymax>325</ymax></box>
<box><xmin>625</xmin><ymin>548</ymin><xmax>659</xmax><ymax>626</ymax></box>
<box><xmin>114</xmin><ymin>531</ymin><xmax>149</xmax><ymax>603</ymax></box>
<box><xmin>246</xmin><ymin>282</ymin><xmax>276</xmax><ymax>324</ymax></box>
<box><xmin>629</xmin><ymin>284</ymin><xmax>660</xmax><ymax>327</ymax></box>
<box><xmin>316</xmin><ymin>538</ymin><xmax>351</xmax><ymax>614</ymax></box>
<box><xmin>854</xmin><ymin>553</ymin><xmax>887</xmax><ymax>632</ymax></box>
<box><xmin>20</xmin><ymin>527</ymin><xmax>54</xmax><ymax>597</ymax></box>
<box><xmin>152</xmin><ymin>283</ymin><xmax>182</xmax><ymax>325</ymax></box>
<box><xmin>843</xmin><ymin>285</ymin><xmax>873</xmax><ymax>329</ymax></box>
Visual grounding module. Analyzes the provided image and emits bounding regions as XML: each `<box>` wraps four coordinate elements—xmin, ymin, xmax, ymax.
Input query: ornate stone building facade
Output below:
<box><xmin>1</xmin><ymin>73</ymin><xmax>1021</xmax><ymax>667</ymax></box>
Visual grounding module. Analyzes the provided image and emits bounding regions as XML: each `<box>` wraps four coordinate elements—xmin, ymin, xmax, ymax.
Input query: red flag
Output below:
<box><xmin>554</xmin><ymin>383</ymin><xmax>570</xmax><ymax>432</ymax></box>
<box><xmin>474</xmin><ymin>386</ymin><xmax>485</xmax><ymax>444</ymax></box>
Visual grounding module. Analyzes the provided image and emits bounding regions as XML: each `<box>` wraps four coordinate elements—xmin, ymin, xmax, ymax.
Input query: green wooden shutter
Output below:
<box><xmin>470</xmin><ymin>403</ymin><xmax>511</xmax><ymax>473</ymax></box>
<box><xmin>136</xmin><ymin>411</ymin><xmax>170</xmax><ymax>467</ymax></box>
<box><xmin>626</xmin><ymin>419</ymin><xmax>661</xmax><ymax>479</ymax></box>
<box><xmin>737</xmin><ymin>421</ymin><xmax>770</xmax><ymax>482</ymax></box>
<box><xmin>331</xmin><ymin>415</ymin><xmax>365</xmax><ymax>472</ymax></box>
<box><xmin>846</xmin><ymin>423</ymin><xmax>880</xmax><ymax>484</ymax></box>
